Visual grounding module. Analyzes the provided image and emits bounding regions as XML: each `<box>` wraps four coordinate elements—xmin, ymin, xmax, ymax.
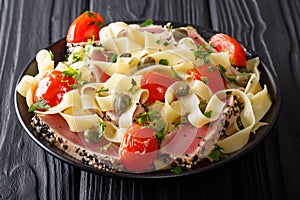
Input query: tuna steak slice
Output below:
<box><xmin>32</xmin><ymin>114</ymin><xmax>123</xmax><ymax>172</ymax></box>
<box><xmin>159</xmin><ymin>95</ymin><xmax>241</xmax><ymax>169</ymax></box>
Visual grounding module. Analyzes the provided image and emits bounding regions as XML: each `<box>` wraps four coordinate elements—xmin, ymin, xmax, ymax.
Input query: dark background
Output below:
<box><xmin>1</xmin><ymin>0</ymin><xmax>299</xmax><ymax>199</ymax></box>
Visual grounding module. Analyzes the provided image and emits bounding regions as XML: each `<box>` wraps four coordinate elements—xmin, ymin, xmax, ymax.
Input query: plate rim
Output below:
<box><xmin>14</xmin><ymin>21</ymin><xmax>281</xmax><ymax>179</ymax></box>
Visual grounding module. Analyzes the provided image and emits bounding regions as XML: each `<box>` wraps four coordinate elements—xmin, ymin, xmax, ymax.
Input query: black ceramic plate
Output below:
<box><xmin>14</xmin><ymin>22</ymin><xmax>281</xmax><ymax>179</ymax></box>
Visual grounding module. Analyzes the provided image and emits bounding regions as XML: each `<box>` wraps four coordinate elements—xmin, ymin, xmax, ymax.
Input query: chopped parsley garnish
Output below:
<box><xmin>218</xmin><ymin>64</ymin><xmax>235</xmax><ymax>82</ymax></box>
<box><xmin>137</xmin><ymin>109</ymin><xmax>166</xmax><ymax>144</ymax></box>
<box><xmin>87</xmin><ymin>11</ymin><xmax>95</xmax><ymax>17</ymax></box>
<box><xmin>202</xmin><ymin>77</ymin><xmax>209</xmax><ymax>84</ymax></box>
<box><xmin>63</xmin><ymin>54</ymin><xmax>69</xmax><ymax>61</ymax></box>
<box><xmin>204</xmin><ymin>110</ymin><xmax>213</xmax><ymax>118</ymax></box>
<box><xmin>28</xmin><ymin>99</ymin><xmax>50</xmax><ymax>112</ymax></box>
<box><xmin>194</xmin><ymin>44</ymin><xmax>213</xmax><ymax>64</ymax></box>
<box><xmin>71</xmin><ymin>52</ymin><xmax>83</xmax><ymax>62</ymax></box>
<box><xmin>129</xmin><ymin>78</ymin><xmax>137</xmax><ymax>93</ymax></box>
<box><xmin>96</xmin><ymin>86</ymin><xmax>109</xmax><ymax>95</ymax></box>
<box><xmin>170</xmin><ymin>66</ymin><xmax>181</xmax><ymax>80</ymax></box>
<box><xmin>110</xmin><ymin>53</ymin><xmax>118</xmax><ymax>63</ymax></box>
<box><xmin>159</xmin><ymin>59</ymin><xmax>169</xmax><ymax>65</ymax></box>
<box><xmin>49</xmin><ymin>50</ymin><xmax>54</xmax><ymax>61</ymax></box>
<box><xmin>140</xmin><ymin>19</ymin><xmax>153</xmax><ymax>27</ymax></box>
<box><xmin>171</xmin><ymin>166</ymin><xmax>183</xmax><ymax>174</ymax></box>
<box><xmin>96</xmin><ymin>21</ymin><xmax>105</xmax><ymax>29</ymax></box>
<box><xmin>87</xmin><ymin>35</ymin><xmax>95</xmax><ymax>44</ymax></box>
<box><xmin>61</xmin><ymin>67</ymin><xmax>88</xmax><ymax>88</ymax></box>
<box><xmin>208</xmin><ymin>146</ymin><xmax>228</xmax><ymax>161</ymax></box>
<box><xmin>96</xmin><ymin>122</ymin><xmax>105</xmax><ymax>138</ymax></box>
<box><xmin>207</xmin><ymin>65</ymin><xmax>215</xmax><ymax>72</ymax></box>
<box><xmin>62</xmin><ymin>66</ymin><xmax>77</xmax><ymax>78</ymax></box>
<box><xmin>99</xmin><ymin>142</ymin><xmax>112</xmax><ymax>151</ymax></box>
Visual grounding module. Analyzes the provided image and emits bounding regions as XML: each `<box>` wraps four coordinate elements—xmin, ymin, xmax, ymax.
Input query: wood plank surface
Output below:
<box><xmin>0</xmin><ymin>0</ymin><xmax>299</xmax><ymax>199</ymax></box>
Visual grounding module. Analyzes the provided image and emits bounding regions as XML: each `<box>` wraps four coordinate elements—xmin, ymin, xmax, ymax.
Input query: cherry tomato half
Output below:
<box><xmin>33</xmin><ymin>70</ymin><xmax>76</xmax><ymax>107</ymax></box>
<box><xmin>209</xmin><ymin>33</ymin><xmax>246</xmax><ymax>67</ymax></box>
<box><xmin>189</xmin><ymin>64</ymin><xmax>226</xmax><ymax>93</ymax></box>
<box><xmin>66</xmin><ymin>11</ymin><xmax>105</xmax><ymax>43</ymax></box>
<box><xmin>141</xmin><ymin>71</ymin><xmax>176</xmax><ymax>104</ymax></box>
<box><xmin>119</xmin><ymin>124</ymin><xmax>159</xmax><ymax>172</ymax></box>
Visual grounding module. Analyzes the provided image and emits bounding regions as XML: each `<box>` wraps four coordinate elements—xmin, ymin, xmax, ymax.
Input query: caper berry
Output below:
<box><xmin>235</xmin><ymin>73</ymin><xmax>251</xmax><ymax>87</ymax></box>
<box><xmin>173</xmin><ymin>28</ymin><xmax>188</xmax><ymax>40</ymax></box>
<box><xmin>114</xmin><ymin>93</ymin><xmax>131</xmax><ymax>115</ymax></box>
<box><xmin>84</xmin><ymin>127</ymin><xmax>102</xmax><ymax>143</ymax></box>
<box><xmin>175</xmin><ymin>82</ymin><xmax>190</xmax><ymax>97</ymax></box>
<box><xmin>137</xmin><ymin>56</ymin><xmax>156</xmax><ymax>70</ymax></box>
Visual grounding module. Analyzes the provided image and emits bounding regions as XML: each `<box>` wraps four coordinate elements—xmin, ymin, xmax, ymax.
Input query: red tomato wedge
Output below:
<box><xmin>119</xmin><ymin>124</ymin><xmax>158</xmax><ymax>172</ymax></box>
<box><xmin>189</xmin><ymin>64</ymin><xmax>226</xmax><ymax>93</ymax></box>
<box><xmin>209</xmin><ymin>33</ymin><xmax>246</xmax><ymax>67</ymax></box>
<box><xmin>33</xmin><ymin>70</ymin><xmax>76</xmax><ymax>107</ymax></box>
<box><xmin>141</xmin><ymin>71</ymin><xmax>176</xmax><ymax>104</ymax></box>
<box><xmin>66</xmin><ymin>11</ymin><xmax>105</xmax><ymax>43</ymax></box>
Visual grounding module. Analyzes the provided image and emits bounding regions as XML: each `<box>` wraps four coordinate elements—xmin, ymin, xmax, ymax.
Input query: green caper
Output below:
<box><xmin>120</xmin><ymin>52</ymin><xmax>132</xmax><ymax>58</ymax></box>
<box><xmin>235</xmin><ymin>73</ymin><xmax>251</xmax><ymax>87</ymax></box>
<box><xmin>84</xmin><ymin>127</ymin><xmax>102</xmax><ymax>143</ymax></box>
<box><xmin>114</xmin><ymin>93</ymin><xmax>131</xmax><ymax>115</ymax></box>
<box><xmin>175</xmin><ymin>82</ymin><xmax>190</xmax><ymax>97</ymax></box>
<box><xmin>173</xmin><ymin>28</ymin><xmax>188</xmax><ymax>40</ymax></box>
<box><xmin>199</xmin><ymin>101</ymin><xmax>208</xmax><ymax>113</ymax></box>
<box><xmin>137</xmin><ymin>56</ymin><xmax>156</xmax><ymax>70</ymax></box>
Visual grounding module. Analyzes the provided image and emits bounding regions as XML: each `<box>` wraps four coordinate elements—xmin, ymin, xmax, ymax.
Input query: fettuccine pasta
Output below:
<box><xmin>16</xmin><ymin>20</ymin><xmax>272</xmax><ymax>173</ymax></box>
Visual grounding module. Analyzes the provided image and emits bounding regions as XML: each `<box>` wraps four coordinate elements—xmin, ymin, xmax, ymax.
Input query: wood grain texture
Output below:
<box><xmin>1</xmin><ymin>0</ymin><xmax>299</xmax><ymax>199</ymax></box>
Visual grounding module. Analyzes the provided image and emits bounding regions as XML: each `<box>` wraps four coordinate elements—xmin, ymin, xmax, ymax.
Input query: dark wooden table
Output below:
<box><xmin>1</xmin><ymin>0</ymin><xmax>299</xmax><ymax>199</ymax></box>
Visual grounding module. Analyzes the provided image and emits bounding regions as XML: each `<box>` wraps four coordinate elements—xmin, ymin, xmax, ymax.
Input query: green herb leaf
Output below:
<box><xmin>61</xmin><ymin>67</ymin><xmax>88</xmax><ymax>88</ymax></box>
<box><xmin>97</xmin><ymin>21</ymin><xmax>105</xmax><ymax>29</ymax></box>
<box><xmin>193</xmin><ymin>44</ymin><xmax>212</xmax><ymax>64</ymax></box>
<box><xmin>87</xmin><ymin>35</ymin><xmax>95</xmax><ymax>44</ymax></box>
<box><xmin>156</xmin><ymin>130</ymin><xmax>165</xmax><ymax>144</ymax></box>
<box><xmin>131</xmin><ymin>78</ymin><xmax>137</xmax><ymax>87</ymax></box>
<box><xmin>202</xmin><ymin>77</ymin><xmax>209</xmax><ymax>84</ymax></box>
<box><xmin>128</xmin><ymin>78</ymin><xmax>137</xmax><ymax>93</ymax></box>
<box><xmin>99</xmin><ymin>142</ymin><xmax>112</xmax><ymax>151</ymax></box>
<box><xmin>159</xmin><ymin>59</ymin><xmax>169</xmax><ymax>65</ymax></box>
<box><xmin>207</xmin><ymin>65</ymin><xmax>215</xmax><ymax>72</ymax></box>
<box><xmin>71</xmin><ymin>52</ymin><xmax>83</xmax><ymax>62</ymax></box>
<box><xmin>170</xmin><ymin>66</ymin><xmax>181</xmax><ymax>80</ymax></box>
<box><xmin>204</xmin><ymin>110</ymin><xmax>213</xmax><ymax>118</ymax></box>
<box><xmin>218</xmin><ymin>64</ymin><xmax>235</xmax><ymax>82</ymax></box>
<box><xmin>28</xmin><ymin>99</ymin><xmax>50</xmax><ymax>112</ymax></box>
<box><xmin>49</xmin><ymin>50</ymin><xmax>54</xmax><ymax>61</ymax></box>
<box><xmin>171</xmin><ymin>166</ymin><xmax>182</xmax><ymax>174</ymax></box>
<box><xmin>110</xmin><ymin>53</ymin><xmax>118</xmax><ymax>63</ymax></box>
<box><xmin>137</xmin><ymin>109</ymin><xmax>166</xmax><ymax>144</ymax></box>
<box><xmin>63</xmin><ymin>54</ymin><xmax>69</xmax><ymax>61</ymax></box>
<box><xmin>96</xmin><ymin>86</ymin><xmax>109</xmax><ymax>95</ymax></box>
<box><xmin>87</xmin><ymin>11</ymin><xmax>95</xmax><ymax>17</ymax></box>
<box><xmin>62</xmin><ymin>66</ymin><xmax>78</xmax><ymax>78</ymax></box>
<box><xmin>141</xmin><ymin>19</ymin><xmax>153</xmax><ymax>27</ymax></box>
<box><xmin>96</xmin><ymin>122</ymin><xmax>105</xmax><ymax>138</ymax></box>
<box><xmin>208</xmin><ymin>146</ymin><xmax>228</xmax><ymax>161</ymax></box>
